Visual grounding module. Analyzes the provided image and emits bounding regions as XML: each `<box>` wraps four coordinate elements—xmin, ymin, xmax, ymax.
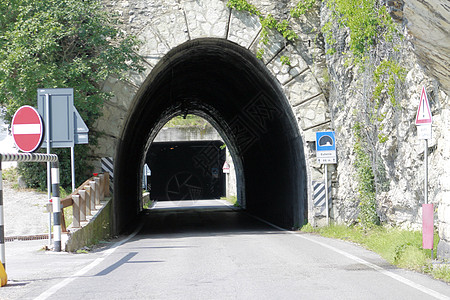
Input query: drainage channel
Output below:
<box><xmin>5</xmin><ymin>234</ymin><xmax>52</xmax><ymax>242</ymax></box>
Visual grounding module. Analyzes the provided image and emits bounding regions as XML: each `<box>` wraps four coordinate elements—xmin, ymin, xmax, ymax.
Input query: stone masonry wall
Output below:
<box><xmin>97</xmin><ymin>0</ymin><xmax>330</xmax><ymax>227</ymax></box>
<box><xmin>95</xmin><ymin>1</ymin><xmax>450</xmax><ymax>258</ymax></box>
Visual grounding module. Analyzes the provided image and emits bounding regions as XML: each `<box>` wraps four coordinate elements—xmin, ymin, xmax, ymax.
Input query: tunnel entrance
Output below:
<box><xmin>115</xmin><ymin>38</ymin><xmax>307</xmax><ymax>232</ymax></box>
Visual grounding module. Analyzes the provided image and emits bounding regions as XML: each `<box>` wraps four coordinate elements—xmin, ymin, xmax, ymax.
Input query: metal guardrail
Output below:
<box><xmin>0</xmin><ymin>153</ymin><xmax>61</xmax><ymax>269</ymax></box>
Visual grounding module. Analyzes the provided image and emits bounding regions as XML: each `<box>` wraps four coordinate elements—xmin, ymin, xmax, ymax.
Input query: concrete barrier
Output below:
<box><xmin>65</xmin><ymin>198</ymin><xmax>113</xmax><ymax>252</ymax></box>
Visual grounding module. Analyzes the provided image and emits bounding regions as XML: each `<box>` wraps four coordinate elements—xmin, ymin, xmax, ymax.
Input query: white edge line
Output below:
<box><xmin>34</xmin><ymin>222</ymin><xmax>144</xmax><ymax>300</ymax></box>
<box><xmin>251</xmin><ymin>215</ymin><xmax>450</xmax><ymax>300</ymax></box>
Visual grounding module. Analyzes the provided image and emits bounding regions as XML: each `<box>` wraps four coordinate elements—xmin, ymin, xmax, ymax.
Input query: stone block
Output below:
<box><xmin>182</xmin><ymin>0</ymin><xmax>229</xmax><ymax>39</ymax></box>
<box><xmin>438</xmin><ymin>200</ymin><xmax>450</xmax><ymax>221</ymax></box>
<box><xmin>151</xmin><ymin>10</ymin><xmax>190</xmax><ymax>50</ymax></box>
<box><xmin>267</xmin><ymin>45</ymin><xmax>309</xmax><ymax>86</ymax></box>
<box><xmin>285</xmin><ymin>70</ymin><xmax>322</xmax><ymax>107</ymax></box>
<box><xmin>294</xmin><ymin>94</ymin><xmax>329</xmax><ymax>130</ymax></box>
<box><xmin>228</xmin><ymin>10</ymin><xmax>261</xmax><ymax>49</ymax></box>
<box><xmin>438</xmin><ymin>221</ymin><xmax>450</xmax><ymax>242</ymax></box>
<box><xmin>249</xmin><ymin>29</ymin><xmax>285</xmax><ymax>64</ymax></box>
<box><xmin>138</xmin><ymin>24</ymin><xmax>171</xmax><ymax>66</ymax></box>
<box><xmin>437</xmin><ymin>239</ymin><xmax>450</xmax><ymax>260</ymax></box>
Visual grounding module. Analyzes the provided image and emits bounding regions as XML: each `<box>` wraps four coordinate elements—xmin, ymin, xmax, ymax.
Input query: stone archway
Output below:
<box><xmin>95</xmin><ymin>1</ymin><xmax>330</xmax><ymax>232</ymax></box>
<box><xmin>115</xmin><ymin>38</ymin><xmax>308</xmax><ymax>231</ymax></box>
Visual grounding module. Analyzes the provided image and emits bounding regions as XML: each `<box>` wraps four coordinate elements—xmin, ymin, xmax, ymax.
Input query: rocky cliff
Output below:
<box><xmin>322</xmin><ymin>0</ymin><xmax>450</xmax><ymax>258</ymax></box>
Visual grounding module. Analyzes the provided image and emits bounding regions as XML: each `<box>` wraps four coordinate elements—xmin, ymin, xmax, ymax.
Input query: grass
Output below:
<box><xmin>2</xmin><ymin>167</ymin><xmax>19</xmax><ymax>182</ymax></box>
<box><xmin>2</xmin><ymin>167</ymin><xmax>20</xmax><ymax>188</ymax></box>
<box><xmin>221</xmin><ymin>195</ymin><xmax>238</xmax><ymax>207</ymax></box>
<box><xmin>301</xmin><ymin>224</ymin><xmax>449</xmax><ymax>282</ymax></box>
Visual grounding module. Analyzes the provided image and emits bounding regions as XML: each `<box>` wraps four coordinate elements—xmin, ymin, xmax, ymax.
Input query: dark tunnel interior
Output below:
<box><xmin>114</xmin><ymin>38</ymin><xmax>308</xmax><ymax>232</ymax></box>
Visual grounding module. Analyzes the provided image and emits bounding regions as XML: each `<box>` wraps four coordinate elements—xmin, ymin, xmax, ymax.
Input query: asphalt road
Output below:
<box><xmin>2</xmin><ymin>200</ymin><xmax>450</xmax><ymax>299</ymax></box>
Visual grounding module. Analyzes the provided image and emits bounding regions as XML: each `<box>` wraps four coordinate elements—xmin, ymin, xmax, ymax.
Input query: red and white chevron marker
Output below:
<box><xmin>11</xmin><ymin>106</ymin><xmax>44</xmax><ymax>153</ymax></box>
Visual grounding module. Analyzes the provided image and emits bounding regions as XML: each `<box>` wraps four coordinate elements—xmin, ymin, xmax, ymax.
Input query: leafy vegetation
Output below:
<box><xmin>0</xmin><ymin>0</ymin><xmax>143</xmax><ymax>189</ymax></box>
<box><xmin>222</xmin><ymin>195</ymin><xmax>239</xmax><ymax>207</ymax></box>
<box><xmin>301</xmin><ymin>224</ymin><xmax>449</xmax><ymax>282</ymax></box>
<box><xmin>322</xmin><ymin>0</ymin><xmax>396</xmax><ymax>60</ymax></box>
<box><xmin>353</xmin><ymin>122</ymin><xmax>379</xmax><ymax>227</ymax></box>
<box><xmin>321</xmin><ymin>0</ymin><xmax>407</xmax><ymax>224</ymax></box>
<box><xmin>227</xmin><ymin>0</ymin><xmax>315</xmax><ymax>65</ymax></box>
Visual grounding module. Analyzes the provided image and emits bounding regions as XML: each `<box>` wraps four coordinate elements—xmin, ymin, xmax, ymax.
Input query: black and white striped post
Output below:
<box><xmin>51</xmin><ymin>161</ymin><xmax>61</xmax><ymax>252</ymax></box>
<box><xmin>0</xmin><ymin>153</ymin><xmax>61</xmax><ymax>266</ymax></box>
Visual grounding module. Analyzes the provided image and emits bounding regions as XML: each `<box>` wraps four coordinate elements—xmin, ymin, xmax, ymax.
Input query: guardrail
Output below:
<box><xmin>1</xmin><ymin>153</ymin><xmax>61</xmax><ymax>268</ymax></box>
<box><xmin>47</xmin><ymin>173</ymin><xmax>110</xmax><ymax>232</ymax></box>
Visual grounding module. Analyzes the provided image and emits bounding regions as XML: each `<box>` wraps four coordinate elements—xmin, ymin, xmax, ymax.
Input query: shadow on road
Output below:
<box><xmin>135</xmin><ymin>200</ymin><xmax>282</xmax><ymax>239</ymax></box>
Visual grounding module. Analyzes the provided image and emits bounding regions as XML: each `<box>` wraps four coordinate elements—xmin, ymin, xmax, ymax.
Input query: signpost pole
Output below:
<box><xmin>424</xmin><ymin>138</ymin><xmax>433</xmax><ymax>259</ymax></box>
<box><xmin>424</xmin><ymin>139</ymin><xmax>428</xmax><ymax>205</ymax></box>
<box><xmin>45</xmin><ymin>94</ymin><xmax>52</xmax><ymax>245</ymax></box>
<box><xmin>316</xmin><ymin>131</ymin><xmax>336</xmax><ymax>226</ymax></box>
<box><xmin>71</xmin><ymin>146</ymin><xmax>75</xmax><ymax>192</ymax></box>
<box><xmin>325</xmin><ymin>164</ymin><xmax>329</xmax><ymax>226</ymax></box>
<box><xmin>415</xmin><ymin>86</ymin><xmax>433</xmax><ymax>259</ymax></box>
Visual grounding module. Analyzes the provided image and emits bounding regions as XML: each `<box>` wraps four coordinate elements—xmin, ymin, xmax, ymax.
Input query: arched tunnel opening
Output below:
<box><xmin>115</xmin><ymin>38</ymin><xmax>308</xmax><ymax>232</ymax></box>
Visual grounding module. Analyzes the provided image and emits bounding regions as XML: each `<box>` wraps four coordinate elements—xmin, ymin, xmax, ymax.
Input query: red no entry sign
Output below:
<box><xmin>11</xmin><ymin>106</ymin><xmax>44</xmax><ymax>152</ymax></box>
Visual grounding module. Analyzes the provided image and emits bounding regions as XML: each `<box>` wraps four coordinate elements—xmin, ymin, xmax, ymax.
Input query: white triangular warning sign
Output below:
<box><xmin>222</xmin><ymin>161</ymin><xmax>230</xmax><ymax>173</ymax></box>
<box><xmin>415</xmin><ymin>86</ymin><xmax>432</xmax><ymax>125</ymax></box>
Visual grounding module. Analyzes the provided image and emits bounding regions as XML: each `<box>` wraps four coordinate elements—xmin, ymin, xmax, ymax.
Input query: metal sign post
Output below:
<box><xmin>37</xmin><ymin>88</ymin><xmax>89</xmax><ymax>193</ymax></box>
<box><xmin>45</xmin><ymin>94</ymin><xmax>52</xmax><ymax>245</ymax></box>
<box><xmin>316</xmin><ymin>131</ymin><xmax>337</xmax><ymax>225</ymax></box>
<box><xmin>415</xmin><ymin>86</ymin><xmax>434</xmax><ymax>259</ymax></box>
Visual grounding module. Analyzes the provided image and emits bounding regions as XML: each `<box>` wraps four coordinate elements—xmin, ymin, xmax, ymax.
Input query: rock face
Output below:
<box><xmin>401</xmin><ymin>0</ymin><xmax>450</xmax><ymax>95</ymax></box>
<box><xmin>96</xmin><ymin>0</ymin><xmax>450</xmax><ymax>258</ymax></box>
<box><xmin>323</xmin><ymin>1</ymin><xmax>450</xmax><ymax>258</ymax></box>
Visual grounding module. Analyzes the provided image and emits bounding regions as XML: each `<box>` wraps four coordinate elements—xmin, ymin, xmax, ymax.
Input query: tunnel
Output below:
<box><xmin>114</xmin><ymin>38</ymin><xmax>308</xmax><ymax>232</ymax></box>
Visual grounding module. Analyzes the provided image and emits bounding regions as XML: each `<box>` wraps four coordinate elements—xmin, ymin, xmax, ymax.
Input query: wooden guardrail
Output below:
<box><xmin>49</xmin><ymin>173</ymin><xmax>110</xmax><ymax>232</ymax></box>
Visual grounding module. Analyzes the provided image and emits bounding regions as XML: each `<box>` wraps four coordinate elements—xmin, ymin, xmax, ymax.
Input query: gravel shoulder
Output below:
<box><xmin>2</xmin><ymin>180</ymin><xmax>51</xmax><ymax>237</ymax></box>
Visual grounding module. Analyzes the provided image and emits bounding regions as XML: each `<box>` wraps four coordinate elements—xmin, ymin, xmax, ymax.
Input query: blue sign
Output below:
<box><xmin>316</xmin><ymin>131</ymin><xmax>337</xmax><ymax>164</ymax></box>
<box><xmin>316</xmin><ymin>131</ymin><xmax>336</xmax><ymax>152</ymax></box>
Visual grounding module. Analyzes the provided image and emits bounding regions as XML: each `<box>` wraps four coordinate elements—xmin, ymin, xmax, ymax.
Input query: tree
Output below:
<box><xmin>0</xmin><ymin>0</ymin><xmax>143</xmax><ymax>189</ymax></box>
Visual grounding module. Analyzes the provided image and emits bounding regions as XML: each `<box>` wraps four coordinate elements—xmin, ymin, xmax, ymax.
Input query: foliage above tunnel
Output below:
<box><xmin>0</xmin><ymin>0</ymin><xmax>143</xmax><ymax>189</ymax></box>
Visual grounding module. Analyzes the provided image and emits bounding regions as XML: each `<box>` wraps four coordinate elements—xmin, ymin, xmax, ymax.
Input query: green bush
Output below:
<box><xmin>0</xmin><ymin>0</ymin><xmax>143</xmax><ymax>188</ymax></box>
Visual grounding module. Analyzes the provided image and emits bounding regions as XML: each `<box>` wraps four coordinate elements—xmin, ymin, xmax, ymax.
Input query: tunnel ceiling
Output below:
<box><xmin>115</xmin><ymin>38</ymin><xmax>307</xmax><ymax>231</ymax></box>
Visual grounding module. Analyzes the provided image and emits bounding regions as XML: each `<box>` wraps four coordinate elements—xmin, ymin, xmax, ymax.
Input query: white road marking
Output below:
<box><xmin>253</xmin><ymin>216</ymin><xmax>450</xmax><ymax>300</ymax></box>
<box><xmin>34</xmin><ymin>222</ymin><xmax>143</xmax><ymax>300</ymax></box>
